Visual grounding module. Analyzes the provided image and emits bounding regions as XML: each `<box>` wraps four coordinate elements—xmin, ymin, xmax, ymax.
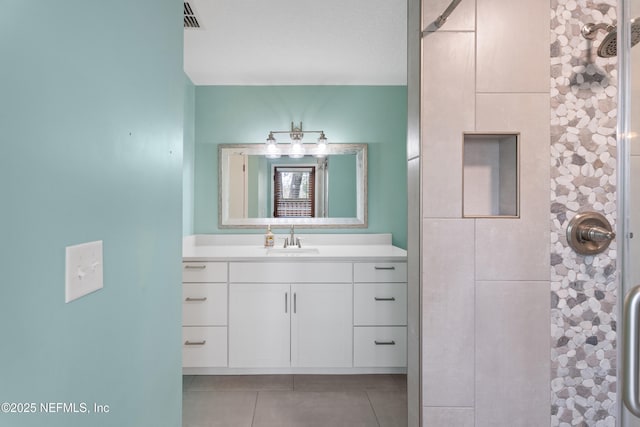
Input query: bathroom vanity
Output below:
<box><xmin>182</xmin><ymin>234</ymin><xmax>407</xmax><ymax>375</ymax></box>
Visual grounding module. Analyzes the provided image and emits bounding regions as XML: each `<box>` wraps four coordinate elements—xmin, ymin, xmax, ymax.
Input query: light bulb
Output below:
<box><xmin>266</xmin><ymin>133</ymin><xmax>281</xmax><ymax>158</ymax></box>
<box><xmin>289</xmin><ymin>141</ymin><xmax>305</xmax><ymax>159</ymax></box>
<box><xmin>315</xmin><ymin>132</ymin><xmax>328</xmax><ymax>157</ymax></box>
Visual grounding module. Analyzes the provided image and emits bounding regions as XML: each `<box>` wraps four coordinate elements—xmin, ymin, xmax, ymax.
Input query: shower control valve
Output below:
<box><xmin>566</xmin><ymin>212</ymin><xmax>615</xmax><ymax>255</ymax></box>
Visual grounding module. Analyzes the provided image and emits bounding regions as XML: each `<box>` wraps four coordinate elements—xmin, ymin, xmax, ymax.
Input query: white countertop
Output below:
<box><xmin>183</xmin><ymin>234</ymin><xmax>407</xmax><ymax>262</ymax></box>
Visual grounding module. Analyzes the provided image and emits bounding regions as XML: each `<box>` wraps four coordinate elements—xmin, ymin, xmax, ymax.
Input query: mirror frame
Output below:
<box><xmin>218</xmin><ymin>143</ymin><xmax>368</xmax><ymax>228</ymax></box>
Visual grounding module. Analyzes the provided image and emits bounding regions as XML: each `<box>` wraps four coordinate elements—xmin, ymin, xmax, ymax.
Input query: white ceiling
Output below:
<box><xmin>183</xmin><ymin>0</ymin><xmax>407</xmax><ymax>85</ymax></box>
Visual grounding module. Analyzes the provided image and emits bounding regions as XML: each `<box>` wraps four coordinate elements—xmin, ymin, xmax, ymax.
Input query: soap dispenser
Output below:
<box><xmin>264</xmin><ymin>225</ymin><xmax>275</xmax><ymax>248</ymax></box>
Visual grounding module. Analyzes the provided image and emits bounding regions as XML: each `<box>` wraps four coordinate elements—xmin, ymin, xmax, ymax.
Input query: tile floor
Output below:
<box><xmin>183</xmin><ymin>374</ymin><xmax>407</xmax><ymax>427</ymax></box>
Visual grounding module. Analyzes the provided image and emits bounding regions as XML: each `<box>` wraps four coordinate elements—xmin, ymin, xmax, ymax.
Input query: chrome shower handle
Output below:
<box><xmin>579</xmin><ymin>225</ymin><xmax>615</xmax><ymax>242</ymax></box>
<box><xmin>566</xmin><ymin>212</ymin><xmax>615</xmax><ymax>255</ymax></box>
<box><xmin>623</xmin><ymin>285</ymin><xmax>640</xmax><ymax>417</ymax></box>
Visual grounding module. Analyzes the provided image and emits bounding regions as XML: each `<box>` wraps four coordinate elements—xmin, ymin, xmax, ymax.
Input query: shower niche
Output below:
<box><xmin>463</xmin><ymin>132</ymin><xmax>519</xmax><ymax>218</ymax></box>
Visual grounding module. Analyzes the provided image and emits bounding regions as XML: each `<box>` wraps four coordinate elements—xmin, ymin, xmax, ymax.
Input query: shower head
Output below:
<box><xmin>581</xmin><ymin>18</ymin><xmax>640</xmax><ymax>58</ymax></box>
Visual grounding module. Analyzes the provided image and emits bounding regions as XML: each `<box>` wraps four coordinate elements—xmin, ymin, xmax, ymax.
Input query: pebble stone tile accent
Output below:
<box><xmin>550</xmin><ymin>0</ymin><xmax>618</xmax><ymax>426</ymax></box>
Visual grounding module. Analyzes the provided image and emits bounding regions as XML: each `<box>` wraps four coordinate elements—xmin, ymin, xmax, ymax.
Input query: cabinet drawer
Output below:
<box><xmin>182</xmin><ymin>262</ymin><xmax>227</xmax><ymax>283</ymax></box>
<box><xmin>183</xmin><ymin>284</ymin><xmax>227</xmax><ymax>326</ymax></box>
<box><xmin>229</xmin><ymin>262</ymin><xmax>352</xmax><ymax>283</ymax></box>
<box><xmin>354</xmin><ymin>263</ymin><xmax>407</xmax><ymax>283</ymax></box>
<box><xmin>182</xmin><ymin>326</ymin><xmax>227</xmax><ymax>368</ymax></box>
<box><xmin>353</xmin><ymin>327</ymin><xmax>407</xmax><ymax>368</ymax></box>
<box><xmin>354</xmin><ymin>284</ymin><xmax>407</xmax><ymax>326</ymax></box>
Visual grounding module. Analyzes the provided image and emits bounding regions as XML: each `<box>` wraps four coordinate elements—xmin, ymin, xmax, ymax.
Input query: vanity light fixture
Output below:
<box><xmin>265</xmin><ymin>122</ymin><xmax>328</xmax><ymax>158</ymax></box>
<box><xmin>265</xmin><ymin>132</ymin><xmax>281</xmax><ymax>159</ymax></box>
<box><xmin>315</xmin><ymin>132</ymin><xmax>328</xmax><ymax>157</ymax></box>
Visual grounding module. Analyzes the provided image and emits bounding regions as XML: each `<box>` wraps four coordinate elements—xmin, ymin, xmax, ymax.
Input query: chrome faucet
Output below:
<box><xmin>284</xmin><ymin>225</ymin><xmax>301</xmax><ymax>248</ymax></box>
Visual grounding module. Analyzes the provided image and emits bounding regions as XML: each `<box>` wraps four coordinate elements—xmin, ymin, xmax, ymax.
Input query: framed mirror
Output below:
<box><xmin>219</xmin><ymin>144</ymin><xmax>367</xmax><ymax>228</ymax></box>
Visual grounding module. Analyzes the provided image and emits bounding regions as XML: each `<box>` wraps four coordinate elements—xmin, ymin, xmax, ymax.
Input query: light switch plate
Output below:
<box><xmin>65</xmin><ymin>240</ymin><xmax>103</xmax><ymax>303</ymax></box>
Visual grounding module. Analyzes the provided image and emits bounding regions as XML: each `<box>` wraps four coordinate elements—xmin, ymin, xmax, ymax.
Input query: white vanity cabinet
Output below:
<box><xmin>290</xmin><ymin>283</ymin><xmax>352</xmax><ymax>367</ymax></box>
<box><xmin>353</xmin><ymin>262</ymin><xmax>407</xmax><ymax>368</ymax></box>
<box><xmin>182</xmin><ymin>262</ymin><xmax>228</xmax><ymax>368</ymax></box>
<box><xmin>228</xmin><ymin>283</ymin><xmax>291</xmax><ymax>367</ymax></box>
<box><xmin>228</xmin><ymin>262</ymin><xmax>353</xmax><ymax>369</ymax></box>
<box><xmin>181</xmin><ymin>234</ymin><xmax>408</xmax><ymax>374</ymax></box>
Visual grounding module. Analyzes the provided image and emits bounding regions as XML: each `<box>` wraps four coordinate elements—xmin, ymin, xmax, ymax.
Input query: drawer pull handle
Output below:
<box><xmin>375</xmin><ymin>340</ymin><xmax>396</xmax><ymax>346</ymax></box>
<box><xmin>374</xmin><ymin>266</ymin><xmax>396</xmax><ymax>270</ymax></box>
<box><xmin>184</xmin><ymin>340</ymin><xmax>206</xmax><ymax>346</ymax></box>
<box><xmin>374</xmin><ymin>297</ymin><xmax>396</xmax><ymax>301</ymax></box>
<box><xmin>185</xmin><ymin>265</ymin><xmax>207</xmax><ymax>270</ymax></box>
<box><xmin>185</xmin><ymin>297</ymin><xmax>207</xmax><ymax>302</ymax></box>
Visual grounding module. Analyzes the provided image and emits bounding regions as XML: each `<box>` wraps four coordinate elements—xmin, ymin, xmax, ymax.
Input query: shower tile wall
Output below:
<box><xmin>550</xmin><ymin>0</ymin><xmax>618</xmax><ymax>426</ymax></box>
<box><xmin>421</xmin><ymin>0</ymin><xmax>550</xmax><ymax>425</ymax></box>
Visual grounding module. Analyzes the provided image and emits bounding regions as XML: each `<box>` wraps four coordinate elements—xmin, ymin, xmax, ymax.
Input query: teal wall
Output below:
<box><xmin>328</xmin><ymin>154</ymin><xmax>357</xmax><ymax>217</ymax></box>
<box><xmin>194</xmin><ymin>86</ymin><xmax>408</xmax><ymax>248</ymax></box>
<box><xmin>184</xmin><ymin>76</ymin><xmax>196</xmax><ymax>235</ymax></box>
<box><xmin>1</xmin><ymin>2</ymin><xmax>184</xmax><ymax>427</ymax></box>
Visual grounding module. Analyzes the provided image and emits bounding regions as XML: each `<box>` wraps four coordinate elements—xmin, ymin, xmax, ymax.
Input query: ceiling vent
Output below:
<box><xmin>184</xmin><ymin>2</ymin><xmax>201</xmax><ymax>29</ymax></box>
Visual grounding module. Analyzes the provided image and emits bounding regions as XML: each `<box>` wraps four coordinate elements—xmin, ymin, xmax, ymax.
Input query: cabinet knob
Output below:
<box><xmin>185</xmin><ymin>265</ymin><xmax>207</xmax><ymax>270</ymax></box>
<box><xmin>374</xmin><ymin>297</ymin><xmax>396</xmax><ymax>301</ymax></box>
<box><xmin>185</xmin><ymin>297</ymin><xmax>207</xmax><ymax>302</ymax></box>
<box><xmin>184</xmin><ymin>340</ymin><xmax>206</xmax><ymax>346</ymax></box>
<box><xmin>374</xmin><ymin>340</ymin><xmax>396</xmax><ymax>346</ymax></box>
<box><xmin>374</xmin><ymin>266</ymin><xmax>396</xmax><ymax>270</ymax></box>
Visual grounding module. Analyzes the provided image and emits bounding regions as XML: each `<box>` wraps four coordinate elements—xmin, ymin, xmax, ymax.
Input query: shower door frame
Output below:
<box><xmin>406</xmin><ymin>0</ymin><xmax>422</xmax><ymax>426</ymax></box>
<box><xmin>619</xmin><ymin>0</ymin><xmax>636</xmax><ymax>424</ymax></box>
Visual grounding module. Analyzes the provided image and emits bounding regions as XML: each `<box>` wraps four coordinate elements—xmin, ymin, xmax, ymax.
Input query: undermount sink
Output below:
<box><xmin>266</xmin><ymin>247</ymin><xmax>320</xmax><ymax>256</ymax></box>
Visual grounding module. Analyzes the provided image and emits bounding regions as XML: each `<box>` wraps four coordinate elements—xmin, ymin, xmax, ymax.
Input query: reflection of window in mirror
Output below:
<box><xmin>273</xmin><ymin>166</ymin><xmax>315</xmax><ymax>217</ymax></box>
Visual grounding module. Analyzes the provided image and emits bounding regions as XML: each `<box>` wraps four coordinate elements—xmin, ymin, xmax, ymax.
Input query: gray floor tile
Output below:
<box><xmin>182</xmin><ymin>391</ymin><xmax>257</xmax><ymax>427</ymax></box>
<box><xmin>182</xmin><ymin>374</ymin><xmax>409</xmax><ymax>426</ymax></box>
<box><xmin>190</xmin><ymin>375</ymin><xmax>294</xmax><ymax>391</ymax></box>
<box><xmin>183</xmin><ymin>375</ymin><xmax>196</xmax><ymax>392</ymax></box>
<box><xmin>367</xmin><ymin>390</ymin><xmax>408</xmax><ymax>427</ymax></box>
<box><xmin>294</xmin><ymin>374</ymin><xmax>406</xmax><ymax>392</ymax></box>
<box><xmin>252</xmin><ymin>390</ymin><xmax>379</xmax><ymax>427</ymax></box>
<box><xmin>392</xmin><ymin>375</ymin><xmax>407</xmax><ymax>390</ymax></box>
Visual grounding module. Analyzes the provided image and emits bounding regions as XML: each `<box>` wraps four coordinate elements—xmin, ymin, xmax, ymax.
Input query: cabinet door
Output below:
<box><xmin>229</xmin><ymin>283</ymin><xmax>290</xmax><ymax>368</ymax></box>
<box><xmin>291</xmin><ymin>283</ymin><xmax>353</xmax><ymax>368</ymax></box>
